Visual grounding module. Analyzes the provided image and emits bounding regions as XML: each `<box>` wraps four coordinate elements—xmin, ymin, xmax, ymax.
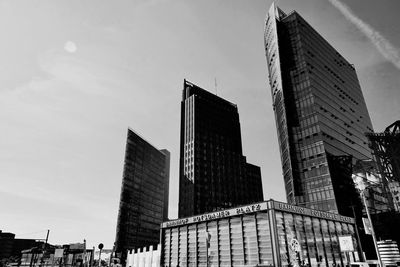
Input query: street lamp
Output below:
<box><xmin>353</xmin><ymin>176</ymin><xmax>383</xmax><ymax>267</ymax></box>
<box><xmin>98</xmin><ymin>243</ymin><xmax>104</xmax><ymax>267</ymax></box>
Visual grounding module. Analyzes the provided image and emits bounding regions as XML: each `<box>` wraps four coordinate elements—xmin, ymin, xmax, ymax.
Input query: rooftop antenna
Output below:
<box><xmin>214</xmin><ymin>77</ymin><xmax>218</xmax><ymax>96</ymax></box>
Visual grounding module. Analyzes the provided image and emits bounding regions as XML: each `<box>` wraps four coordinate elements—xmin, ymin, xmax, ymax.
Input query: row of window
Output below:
<box><xmin>163</xmin><ymin>212</ymin><xmax>273</xmax><ymax>266</ymax></box>
<box><xmin>306</xmin><ymin>189</ymin><xmax>335</xmax><ymax>203</ymax></box>
<box><xmin>318</xmin><ymin>118</ymin><xmax>371</xmax><ymax>158</ymax></box>
<box><xmin>296</xmin><ymin>18</ymin><xmax>359</xmax><ymax>87</ymax></box>
<box><xmin>303</xmin><ymin>165</ymin><xmax>328</xmax><ymax>179</ymax></box>
<box><xmin>307</xmin><ymin>199</ymin><xmax>337</xmax><ymax>212</ymax></box>
<box><xmin>333</xmin><ymin>84</ymin><xmax>360</xmax><ymax>106</ymax></box>
<box><xmin>276</xmin><ymin>211</ymin><xmax>359</xmax><ymax>267</ymax></box>
<box><xmin>310</xmin><ymin>79</ymin><xmax>368</xmax><ymax>137</ymax></box>
<box><xmin>316</xmin><ymin>106</ymin><xmax>370</xmax><ymax>150</ymax></box>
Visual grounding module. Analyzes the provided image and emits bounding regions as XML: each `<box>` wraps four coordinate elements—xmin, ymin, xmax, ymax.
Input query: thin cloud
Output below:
<box><xmin>328</xmin><ymin>0</ymin><xmax>400</xmax><ymax>70</ymax></box>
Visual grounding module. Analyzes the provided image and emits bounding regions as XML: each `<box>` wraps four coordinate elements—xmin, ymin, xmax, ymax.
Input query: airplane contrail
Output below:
<box><xmin>328</xmin><ymin>0</ymin><xmax>400</xmax><ymax>70</ymax></box>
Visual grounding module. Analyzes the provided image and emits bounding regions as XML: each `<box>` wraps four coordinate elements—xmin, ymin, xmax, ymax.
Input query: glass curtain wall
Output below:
<box><xmin>274</xmin><ymin>211</ymin><xmax>358</xmax><ymax>267</ymax></box>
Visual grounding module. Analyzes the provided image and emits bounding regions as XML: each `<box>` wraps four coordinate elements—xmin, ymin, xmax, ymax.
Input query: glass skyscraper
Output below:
<box><xmin>115</xmin><ymin>128</ymin><xmax>170</xmax><ymax>258</ymax></box>
<box><xmin>179</xmin><ymin>80</ymin><xmax>263</xmax><ymax>218</ymax></box>
<box><xmin>264</xmin><ymin>3</ymin><xmax>373</xmax><ymax>215</ymax></box>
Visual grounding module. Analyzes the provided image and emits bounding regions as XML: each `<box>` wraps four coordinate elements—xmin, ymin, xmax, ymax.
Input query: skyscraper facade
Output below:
<box><xmin>179</xmin><ymin>80</ymin><xmax>263</xmax><ymax>218</ymax></box>
<box><xmin>115</xmin><ymin>129</ymin><xmax>170</xmax><ymax>256</ymax></box>
<box><xmin>264</xmin><ymin>3</ymin><xmax>373</xmax><ymax>215</ymax></box>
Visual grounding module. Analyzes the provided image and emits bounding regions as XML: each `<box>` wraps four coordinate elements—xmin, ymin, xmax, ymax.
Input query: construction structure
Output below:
<box><xmin>367</xmin><ymin>120</ymin><xmax>400</xmax><ymax>185</ymax></box>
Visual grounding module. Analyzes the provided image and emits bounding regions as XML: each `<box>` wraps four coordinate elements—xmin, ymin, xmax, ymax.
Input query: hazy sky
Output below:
<box><xmin>1</xmin><ymin>0</ymin><xmax>399</xmax><ymax>248</ymax></box>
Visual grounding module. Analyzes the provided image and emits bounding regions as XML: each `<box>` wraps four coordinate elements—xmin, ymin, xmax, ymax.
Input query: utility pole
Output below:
<box><xmin>40</xmin><ymin>230</ymin><xmax>50</xmax><ymax>267</ymax></box>
<box><xmin>214</xmin><ymin>78</ymin><xmax>218</xmax><ymax>96</ymax></box>
<box><xmin>45</xmin><ymin>230</ymin><xmax>49</xmax><ymax>245</ymax></box>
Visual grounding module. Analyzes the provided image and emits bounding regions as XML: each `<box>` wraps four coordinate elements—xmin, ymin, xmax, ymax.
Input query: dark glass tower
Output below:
<box><xmin>178</xmin><ymin>80</ymin><xmax>263</xmax><ymax>218</ymax></box>
<box><xmin>115</xmin><ymin>128</ymin><xmax>170</xmax><ymax>256</ymax></box>
<box><xmin>264</xmin><ymin>3</ymin><xmax>374</xmax><ymax>215</ymax></box>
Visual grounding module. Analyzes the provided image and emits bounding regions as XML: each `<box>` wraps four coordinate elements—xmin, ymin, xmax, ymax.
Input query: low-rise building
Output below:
<box><xmin>0</xmin><ymin>231</ymin><xmax>15</xmax><ymax>260</ymax></box>
<box><xmin>161</xmin><ymin>199</ymin><xmax>360</xmax><ymax>267</ymax></box>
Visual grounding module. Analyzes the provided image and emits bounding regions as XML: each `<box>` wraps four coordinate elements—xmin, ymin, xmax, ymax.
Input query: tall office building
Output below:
<box><xmin>264</xmin><ymin>3</ymin><xmax>374</xmax><ymax>215</ymax></box>
<box><xmin>178</xmin><ymin>80</ymin><xmax>263</xmax><ymax>218</ymax></box>
<box><xmin>115</xmin><ymin>129</ymin><xmax>170</xmax><ymax>256</ymax></box>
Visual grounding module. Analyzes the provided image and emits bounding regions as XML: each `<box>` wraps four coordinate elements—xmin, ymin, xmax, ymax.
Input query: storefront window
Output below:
<box><xmin>230</xmin><ymin>217</ymin><xmax>244</xmax><ymax>265</ymax></box>
<box><xmin>304</xmin><ymin>217</ymin><xmax>317</xmax><ymax>267</ymax></box>
<box><xmin>188</xmin><ymin>225</ymin><xmax>197</xmax><ymax>265</ymax></box>
<box><xmin>257</xmin><ymin>212</ymin><xmax>273</xmax><ymax>266</ymax></box>
<box><xmin>329</xmin><ymin>221</ymin><xmax>343</xmax><ymax>266</ymax></box>
<box><xmin>207</xmin><ymin>221</ymin><xmax>218</xmax><ymax>266</ymax></box>
<box><xmin>171</xmin><ymin>228</ymin><xmax>179</xmax><ymax>266</ymax></box>
<box><xmin>285</xmin><ymin>213</ymin><xmax>301</xmax><ymax>267</ymax></box>
<box><xmin>197</xmin><ymin>223</ymin><xmax>207</xmax><ymax>266</ymax></box>
<box><xmin>341</xmin><ymin>223</ymin><xmax>349</xmax><ymax>235</ymax></box>
<box><xmin>179</xmin><ymin>226</ymin><xmax>188</xmax><ymax>266</ymax></box>
<box><xmin>321</xmin><ymin>219</ymin><xmax>334</xmax><ymax>267</ymax></box>
<box><xmin>347</xmin><ymin>224</ymin><xmax>359</xmax><ymax>262</ymax></box>
<box><xmin>341</xmin><ymin>223</ymin><xmax>353</xmax><ymax>263</ymax></box>
<box><xmin>312</xmin><ymin>218</ymin><xmax>326</xmax><ymax>267</ymax></box>
<box><xmin>335</xmin><ymin>222</ymin><xmax>346</xmax><ymax>266</ymax></box>
<box><xmin>294</xmin><ymin>214</ymin><xmax>309</xmax><ymax>266</ymax></box>
<box><xmin>243</xmin><ymin>214</ymin><xmax>259</xmax><ymax>265</ymax></box>
<box><xmin>218</xmin><ymin>219</ymin><xmax>231</xmax><ymax>266</ymax></box>
<box><xmin>163</xmin><ymin>229</ymin><xmax>171</xmax><ymax>266</ymax></box>
<box><xmin>276</xmin><ymin>211</ymin><xmax>290</xmax><ymax>267</ymax></box>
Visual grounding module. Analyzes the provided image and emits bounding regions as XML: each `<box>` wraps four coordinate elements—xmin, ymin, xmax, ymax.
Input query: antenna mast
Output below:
<box><xmin>214</xmin><ymin>77</ymin><xmax>218</xmax><ymax>95</ymax></box>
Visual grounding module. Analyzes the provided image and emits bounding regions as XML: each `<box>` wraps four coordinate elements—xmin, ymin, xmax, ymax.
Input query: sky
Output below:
<box><xmin>1</xmin><ymin>0</ymin><xmax>399</xmax><ymax>249</ymax></box>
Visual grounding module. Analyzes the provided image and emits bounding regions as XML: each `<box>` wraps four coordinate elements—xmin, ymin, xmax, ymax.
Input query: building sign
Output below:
<box><xmin>362</xmin><ymin>217</ymin><xmax>372</xmax><ymax>235</ymax></box>
<box><xmin>162</xmin><ymin>202</ymin><xmax>268</xmax><ymax>228</ymax></box>
<box><xmin>273</xmin><ymin>201</ymin><xmax>354</xmax><ymax>223</ymax></box>
<box><xmin>69</xmin><ymin>243</ymin><xmax>85</xmax><ymax>250</ymax></box>
<box><xmin>54</xmin><ymin>249</ymin><xmax>64</xmax><ymax>258</ymax></box>
<box><xmin>338</xmin><ymin>236</ymin><xmax>354</xmax><ymax>252</ymax></box>
<box><xmin>162</xmin><ymin>200</ymin><xmax>354</xmax><ymax>228</ymax></box>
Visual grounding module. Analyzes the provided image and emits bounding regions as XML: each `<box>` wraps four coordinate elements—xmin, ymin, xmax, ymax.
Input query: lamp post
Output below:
<box><xmin>98</xmin><ymin>244</ymin><xmax>104</xmax><ymax>267</ymax></box>
<box><xmin>354</xmin><ymin>177</ymin><xmax>383</xmax><ymax>267</ymax></box>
